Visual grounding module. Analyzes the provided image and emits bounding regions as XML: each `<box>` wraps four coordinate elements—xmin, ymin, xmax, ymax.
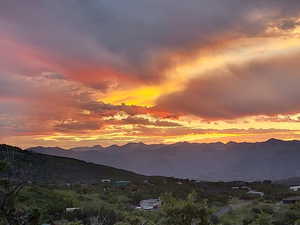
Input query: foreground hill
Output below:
<box><xmin>0</xmin><ymin>144</ymin><xmax>145</xmax><ymax>184</ymax></box>
<box><xmin>28</xmin><ymin>139</ymin><xmax>300</xmax><ymax>181</ymax></box>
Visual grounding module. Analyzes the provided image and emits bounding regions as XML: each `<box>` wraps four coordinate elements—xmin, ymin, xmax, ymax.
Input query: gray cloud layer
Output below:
<box><xmin>1</xmin><ymin>0</ymin><xmax>300</xmax><ymax>84</ymax></box>
<box><xmin>157</xmin><ymin>53</ymin><xmax>300</xmax><ymax>120</ymax></box>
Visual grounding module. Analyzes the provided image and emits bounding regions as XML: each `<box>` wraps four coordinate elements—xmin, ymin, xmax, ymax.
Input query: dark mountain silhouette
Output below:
<box><xmin>27</xmin><ymin>139</ymin><xmax>300</xmax><ymax>181</ymax></box>
<box><xmin>0</xmin><ymin>144</ymin><xmax>145</xmax><ymax>184</ymax></box>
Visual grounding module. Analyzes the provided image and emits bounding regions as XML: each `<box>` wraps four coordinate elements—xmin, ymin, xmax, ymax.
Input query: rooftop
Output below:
<box><xmin>283</xmin><ymin>196</ymin><xmax>300</xmax><ymax>201</ymax></box>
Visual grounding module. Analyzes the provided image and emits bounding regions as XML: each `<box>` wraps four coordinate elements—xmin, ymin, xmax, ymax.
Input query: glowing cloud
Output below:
<box><xmin>2</xmin><ymin>0</ymin><xmax>300</xmax><ymax>147</ymax></box>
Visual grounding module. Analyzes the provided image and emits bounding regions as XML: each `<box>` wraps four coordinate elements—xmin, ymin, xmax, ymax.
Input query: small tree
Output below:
<box><xmin>161</xmin><ymin>192</ymin><xmax>212</xmax><ymax>225</ymax></box>
<box><xmin>249</xmin><ymin>212</ymin><xmax>272</xmax><ymax>225</ymax></box>
<box><xmin>0</xmin><ymin>160</ymin><xmax>24</xmax><ymax>224</ymax></box>
<box><xmin>0</xmin><ymin>158</ymin><xmax>39</xmax><ymax>225</ymax></box>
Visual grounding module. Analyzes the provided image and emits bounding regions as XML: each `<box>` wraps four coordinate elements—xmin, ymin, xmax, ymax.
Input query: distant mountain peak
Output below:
<box><xmin>120</xmin><ymin>142</ymin><xmax>148</xmax><ymax>150</ymax></box>
<box><xmin>124</xmin><ymin>142</ymin><xmax>146</xmax><ymax>146</ymax></box>
<box><xmin>171</xmin><ymin>141</ymin><xmax>190</xmax><ymax>147</ymax></box>
<box><xmin>265</xmin><ymin>138</ymin><xmax>285</xmax><ymax>144</ymax></box>
<box><xmin>29</xmin><ymin>146</ymin><xmax>65</xmax><ymax>151</ymax></box>
<box><xmin>93</xmin><ymin>144</ymin><xmax>103</xmax><ymax>148</ymax></box>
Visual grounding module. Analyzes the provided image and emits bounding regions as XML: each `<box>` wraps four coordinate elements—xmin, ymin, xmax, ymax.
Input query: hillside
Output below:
<box><xmin>276</xmin><ymin>177</ymin><xmax>300</xmax><ymax>186</ymax></box>
<box><xmin>28</xmin><ymin>139</ymin><xmax>300</xmax><ymax>181</ymax></box>
<box><xmin>0</xmin><ymin>144</ymin><xmax>145</xmax><ymax>184</ymax></box>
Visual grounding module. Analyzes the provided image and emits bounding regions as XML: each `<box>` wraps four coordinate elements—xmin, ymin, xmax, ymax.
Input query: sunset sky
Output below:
<box><xmin>2</xmin><ymin>0</ymin><xmax>300</xmax><ymax>148</ymax></box>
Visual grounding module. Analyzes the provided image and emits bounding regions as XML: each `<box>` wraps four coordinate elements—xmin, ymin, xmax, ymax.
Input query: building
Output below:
<box><xmin>232</xmin><ymin>186</ymin><xmax>250</xmax><ymax>190</ymax></box>
<box><xmin>139</xmin><ymin>199</ymin><xmax>161</xmax><ymax>210</ymax></box>
<box><xmin>66</xmin><ymin>208</ymin><xmax>80</xmax><ymax>213</ymax></box>
<box><xmin>290</xmin><ymin>186</ymin><xmax>300</xmax><ymax>192</ymax></box>
<box><xmin>247</xmin><ymin>190</ymin><xmax>264</xmax><ymax>197</ymax></box>
<box><xmin>112</xmin><ymin>180</ymin><xmax>130</xmax><ymax>187</ymax></box>
<box><xmin>282</xmin><ymin>196</ymin><xmax>300</xmax><ymax>204</ymax></box>
<box><xmin>241</xmin><ymin>186</ymin><xmax>251</xmax><ymax>190</ymax></box>
<box><xmin>232</xmin><ymin>187</ymin><xmax>240</xmax><ymax>190</ymax></box>
<box><xmin>101</xmin><ymin>179</ymin><xmax>112</xmax><ymax>183</ymax></box>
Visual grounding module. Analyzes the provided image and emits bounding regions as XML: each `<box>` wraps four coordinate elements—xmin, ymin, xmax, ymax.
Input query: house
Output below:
<box><xmin>66</xmin><ymin>208</ymin><xmax>80</xmax><ymax>213</ymax></box>
<box><xmin>139</xmin><ymin>199</ymin><xmax>161</xmax><ymax>210</ymax></box>
<box><xmin>143</xmin><ymin>180</ymin><xmax>155</xmax><ymax>185</ymax></box>
<box><xmin>247</xmin><ymin>190</ymin><xmax>264</xmax><ymax>197</ymax></box>
<box><xmin>101</xmin><ymin>179</ymin><xmax>112</xmax><ymax>183</ymax></box>
<box><xmin>241</xmin><ymin>186</ymin><xmax>251</xmax><ymax>190</ymax></box>
<box><xmin>290</xmin><ymin>186</ymin><xmax>300</xmax><ymax>192</ymax></box>
<box><xmin>232</xmin><ymin>186</ymin><xmax>250</xmax><ymax>190</ymax></box>
<box><xmin>112</xmin><ymin>180</ymin><xmax>130</xmax><ymax>187</ymax></box>
<box><xmin>282</xmin><ymin>196</ymin><xmax>300</xmax><ymax>204</ymax></box>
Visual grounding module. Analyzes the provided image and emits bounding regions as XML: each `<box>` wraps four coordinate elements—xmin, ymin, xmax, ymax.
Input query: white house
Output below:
<box><xmin>247</xmin><ymin>190</ymin><xmax>264</xmax><ymax>197</ymax></box>
<box><xmin>232</xmin><ymin>186</ymin><xmax>250</xmax><ymax>190</ymax></box>
<box><xmin>241</xmin><ymin>186</ymin><xmax>251</xmax><ymax>190</ymax></box>
<box><xmin>139</xmin><ymin>199</ymin><xmax>161</xmax><ymax>210</ymax></box>
<box><xmin>66</xmin><ymin>208</ymin><xmax>80</xmax><ymax>213</ymax></box>
<box><xmin>290</xmin><ymin>186</ymin><xmax>300</xmax><ymax>191</ymax></box>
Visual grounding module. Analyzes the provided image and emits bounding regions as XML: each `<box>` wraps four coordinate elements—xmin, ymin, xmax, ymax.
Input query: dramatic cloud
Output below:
<box><xmin>2</xmin><ymin>0</ymin><xmax>300</xmax><ymax>147</ymax></box>
<box><xmin>108</xmin><ymin>116</ymin><xmax>182</xmax><ymax>127</ymax></box>
<box><xmin>54</xmin><ymin>121</ymin><xmax>102</xmax><ymax>132</ymax></box>
<box><xmin>0</xmin><ymin>73</ymin><xmax>176</xmax><ymax>137</ymax></box>
<box><xmin>81</xmin><ymin>101</ymin><xmax>176</xmax><ymax>118</ymax></box>
<box><xmin>157</xmin><ymin>53</ymin><xmax>300</xmax><ymax>120</ymax></box>
<box><xmin>1</xmin><ymin>0</ymin><xmax>300</xmax><ymax>84</ymax></box>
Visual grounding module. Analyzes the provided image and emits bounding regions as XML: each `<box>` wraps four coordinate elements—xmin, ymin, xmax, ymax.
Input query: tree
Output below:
<box><xmin>249</xmin><ymin>213</ymin><xmax>272</xmax><ymax>225</ymax></box>
<box><xmin>161</xmin><ymin>192</ymin><xmax>212</xmax><ymax>225</ymax></box>
<box><xmin>64</xmin><ymin>222</ymin><xmax>84</xmax><ymax>225</ymax></box>
<box><xmin>0</xmin><ymin>157</ymin><xmax>39</xmax><ymax>225</ymax></box>
<box><xmin>0</xmin><ymin>179</ymin><xmax>26</xmax><ymax>224</ymax></box>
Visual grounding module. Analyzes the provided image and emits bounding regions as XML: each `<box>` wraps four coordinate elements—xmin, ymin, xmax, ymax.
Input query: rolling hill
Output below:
<box><xmin>0</xmin><ymin>144</ymin><xmax>145</xmax><ymax>184</ymax></box>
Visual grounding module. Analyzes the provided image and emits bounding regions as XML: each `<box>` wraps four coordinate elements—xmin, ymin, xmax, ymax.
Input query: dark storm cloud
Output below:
<box><xmin>80</xmin><ymin>100</ymin><xmax>176</xmax><ymax>118</ymax></box>
<box><xmin>108</xmin><ymin>116</ymin><xmax>182</xmax><ymax>127</ymax></box>
<box><xmin>157</xmin><ymin>53</ymin><xmax>300</xmax><ymax>120</ymax></box>
<box><xmin>1</xmin><ymin>0</ymin><xmax>300</xmax><ymax>83</ymax></box>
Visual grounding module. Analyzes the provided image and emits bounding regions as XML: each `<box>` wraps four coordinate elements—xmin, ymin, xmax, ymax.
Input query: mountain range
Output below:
<box><xmin>27</xmin><ymin>139</ymin><xmax>300</xmax><ymax>181</ymax></box>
